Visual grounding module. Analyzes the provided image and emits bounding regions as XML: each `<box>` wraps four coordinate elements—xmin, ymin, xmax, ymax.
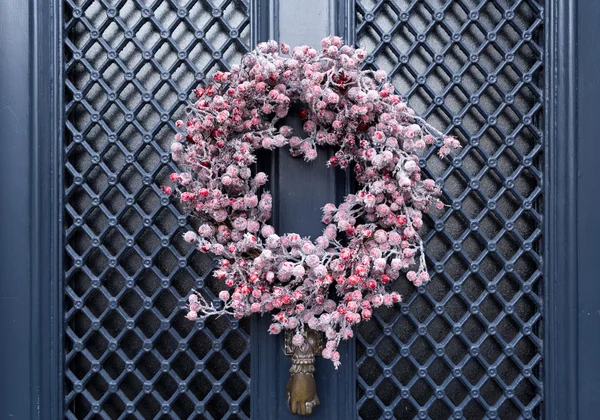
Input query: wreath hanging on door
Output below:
<box><xmin>168</xmin><ymin>37</ymin><xmax>460</xmax><ymax>368</ymax></box>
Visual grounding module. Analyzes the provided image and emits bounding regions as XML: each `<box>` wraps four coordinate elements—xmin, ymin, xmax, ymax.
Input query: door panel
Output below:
<box><xmin>63</xmin><ymin>1</ymin><xmax>252</xmax><ymax>418</ymax></box>
<box><xmin>250</xmin><ymin>1</ymin><xmax>356</xmax><ymax>418</ymax></box>
<box><xmin>61</xmin><ymin>0</ymin><xmax>544</xmax><ymax>419</ymax></box>
<box><xmin>353</xmin><ymin>1</ymin><xmax>544</xmax><ymax>419</ymax></box>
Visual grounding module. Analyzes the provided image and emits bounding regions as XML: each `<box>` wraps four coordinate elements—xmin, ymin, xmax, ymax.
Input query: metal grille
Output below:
<box><xmin>63</xmin><ymin>1</ymin><xmax>251</xmax><ymax>418</ymax></box>
<box><xmin>354</xmin><ymin>1</ymin><xmax>544</xmax><ymax>419</ymax></box>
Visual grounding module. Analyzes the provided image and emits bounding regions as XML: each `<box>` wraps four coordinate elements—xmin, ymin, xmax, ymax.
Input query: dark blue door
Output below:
<box><xmin>2</xmin><ymin>0</ymin><xmax>600</xmax><ymax>419</ymax></box>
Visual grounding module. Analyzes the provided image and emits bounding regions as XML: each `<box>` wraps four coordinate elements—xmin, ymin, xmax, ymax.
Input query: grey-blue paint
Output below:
<box><xmin>250</xmin><ymin>1</ymin><xmax>356</xmax><ymax>418</ymax></box>
<box><xmin>0</xmin><ymin>0</ymin><xmax>62</xmax><ymax>419</ymax></box>
<box><xmin>2</xmin><ymin>0</ymin><xmax>600</xmax><ymax>418</ymax></box>
<box><xmin>575</xmin><ymin>0</ymin><xmax>600</xmax><ymax>415</ymax></box>
<box><xmin>0</xmin><ymin>1</ymin><xmax>33</xmax><ymax>416</ymax></box>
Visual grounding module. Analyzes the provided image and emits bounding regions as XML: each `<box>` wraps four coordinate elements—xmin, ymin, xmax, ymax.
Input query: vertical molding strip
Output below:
<box><xmin>342</xmin><ymin>0</ymin><xmax>356</xmax><ymax>46</ymax></box>
<box><xmin>544</xmin><ymin>0</ymin><xmax>578</xmax><ymax>418</ymax></box>
<box><xmin>33</xmin><ymin>0</ymin><xmax>64</xmax><ymax>418</ymax></box>
<box><xmin>336</xmin><ymin>4</ymin><xmax>357</xmax><ymax>420</ymax></box>
<box><xmin>0</xmin><ymin>0</ymin><xmax>63</xmax><ymax>418</ymax></box>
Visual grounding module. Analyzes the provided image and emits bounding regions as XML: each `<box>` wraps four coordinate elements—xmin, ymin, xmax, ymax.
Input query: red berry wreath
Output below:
<box><xmin>169</xmin><ymin>37</ymin><xmax>460</xmax><ymax>367</ymax></box>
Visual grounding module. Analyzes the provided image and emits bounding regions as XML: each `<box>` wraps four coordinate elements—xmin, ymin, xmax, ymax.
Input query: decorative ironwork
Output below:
<box><xmin>62</xmin><ymin>0</ymin><xmax>545</xmax><ymax>417</ymax></box>
<box><xmin>354</xmin><ymin>0</ymin><xmax>544</xmax><ymax>419</ymax></box>
<box><xmin>63</xmin><ymin>0</ymin><xmax>252</xmax><ymax>418</ymax></box>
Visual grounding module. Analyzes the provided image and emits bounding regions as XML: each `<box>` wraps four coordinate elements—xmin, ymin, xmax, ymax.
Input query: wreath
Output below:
<box><xmin>168</xmin><ymin>37</ymin><xmax>460</xmax><ymax>367</ymax></box>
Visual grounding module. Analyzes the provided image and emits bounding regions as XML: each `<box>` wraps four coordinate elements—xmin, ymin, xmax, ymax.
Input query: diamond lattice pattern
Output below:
<box><xmin>64</xmin><ymin>0</ymin><xmax>252</xmax><ymax>418</ymax></box>
<box><xmin>355</xmin><ymin>1</ymin><xmax>544</xmax><ymax>419</ymax></box>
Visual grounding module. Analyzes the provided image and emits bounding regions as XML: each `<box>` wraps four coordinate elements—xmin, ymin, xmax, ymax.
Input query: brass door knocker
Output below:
<box><xmin>284</xmin><ymin>329</ymin><xmax>324</xmax><ymax>415</ymax></box>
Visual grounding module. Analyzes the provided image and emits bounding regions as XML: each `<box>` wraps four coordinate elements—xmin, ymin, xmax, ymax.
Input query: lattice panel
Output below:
<box><xmin>63</xmin><ymin>0</ymin><xmax>251</xmax><ymax>418</ymax></box>
<box><xmin>355</xmin><ymin>0</ymin><xmax>544</xmax><ymax>419</ymax></box>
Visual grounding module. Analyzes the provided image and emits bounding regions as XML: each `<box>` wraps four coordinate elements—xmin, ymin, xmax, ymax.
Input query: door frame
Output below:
<box><xmin>1</xmin><ymin>0</ymin><xmax>597</xmax><ymax>418</ymax></box>
<box><xmin>0</xmin><ymin>0</ymin><xmax>64</xmax><ymax>418</ymax></box>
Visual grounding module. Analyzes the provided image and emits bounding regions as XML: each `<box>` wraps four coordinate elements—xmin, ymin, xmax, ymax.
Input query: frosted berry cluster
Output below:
<box><xmin>169</xmin><ymin>37</ymin><xmax>460</xmax><ymax>367</ymax></box>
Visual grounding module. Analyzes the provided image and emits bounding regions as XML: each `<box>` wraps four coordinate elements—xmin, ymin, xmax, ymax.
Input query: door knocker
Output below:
<box><xmin>284</xmin><ymin>328</ymin><xmax>324</xmax><ymax>415</ymax></box>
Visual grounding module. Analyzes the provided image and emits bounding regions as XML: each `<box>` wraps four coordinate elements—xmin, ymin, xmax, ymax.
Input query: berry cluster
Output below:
<box><xmin>170</xmin><ymin>37</ymin><xmax>460</xmax><ymax>367</ymax></box>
